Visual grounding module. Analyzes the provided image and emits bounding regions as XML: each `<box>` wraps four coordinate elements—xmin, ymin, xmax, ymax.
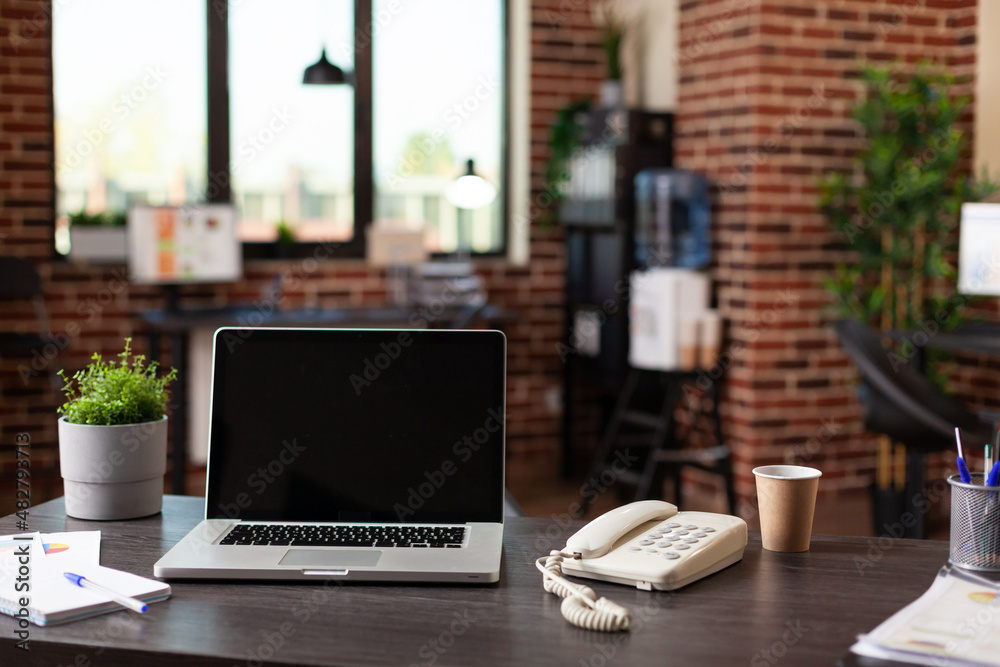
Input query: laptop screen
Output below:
<box><xmin>205</xmin><ymin>328</ymin><xmax>506</xmax><ymax>524</ymax></box>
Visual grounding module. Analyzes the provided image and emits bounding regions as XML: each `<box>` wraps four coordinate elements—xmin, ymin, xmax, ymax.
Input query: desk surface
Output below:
<box><xmin>139</xmin><ymin>303</ymin><xmax>518</xmax><ymax>333</ymax></box>
<box><xmin>3</xmin><ymin>496</ymin><xmax>951</xmax><ymax>667</ymax></box>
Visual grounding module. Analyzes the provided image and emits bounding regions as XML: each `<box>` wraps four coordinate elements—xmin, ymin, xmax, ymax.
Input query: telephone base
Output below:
<box><xmin>561</xmin><ymin>510</ymin><xmax>748</xmax><ymax>591</ymax></box>
<box><xmin>566</xmin><ymin>549</ymin><xmax>745</xmax><ymax>591</ymax></box>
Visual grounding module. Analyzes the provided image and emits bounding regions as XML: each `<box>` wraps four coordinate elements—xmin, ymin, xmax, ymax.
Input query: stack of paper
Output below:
<box><xmin>851</xmin><ymin>565</ymin><xmax>1000</xmax><ymax>666</ymax></box>
<box><xmin>0</xmin><ymin>531</ymin><xmax>170</xmax><ymax>626</ymax></box>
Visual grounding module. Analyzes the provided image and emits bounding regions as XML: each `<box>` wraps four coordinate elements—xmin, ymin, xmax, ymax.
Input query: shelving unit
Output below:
<box><xmin>559</xmin><ymin>108</ymin><xmax>673</xmax><ymax>477</ymax></box>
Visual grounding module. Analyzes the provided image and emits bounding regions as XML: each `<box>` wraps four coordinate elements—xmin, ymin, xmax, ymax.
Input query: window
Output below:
<box><xmin>54</xmin><ymin>1</ymin><xmax>507</xmax><ymax>256</ymax></box>
<box><xmin>229</xmin><ymin>0</ymin><xmax>355</xmax><ymax>243</ymax></box>
<box><xmin>372</xmin><ymin>0</ymin><xmax>505</xmax><ymax>254</ymax></box>
<box><xmin>52</xmin><ymin>0</ymin><xmax>207</xmax><ymax>253</ymax></box>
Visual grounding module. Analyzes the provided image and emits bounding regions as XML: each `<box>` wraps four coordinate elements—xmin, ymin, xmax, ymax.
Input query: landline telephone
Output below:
<box><xmin>536</xmin><ymin>500</ymin><xmax>747</xmax><ymax>632</ymax></box>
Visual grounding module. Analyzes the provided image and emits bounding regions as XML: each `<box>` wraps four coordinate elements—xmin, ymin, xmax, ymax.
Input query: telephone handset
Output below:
<box><xmin>537</xmin><ymin>500</ymin><xmax>748</xmax><ymax>632</ymax></box>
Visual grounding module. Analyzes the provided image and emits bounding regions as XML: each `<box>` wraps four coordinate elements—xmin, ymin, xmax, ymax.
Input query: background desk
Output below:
<box><xmin>3</xmin><ymin>496</ymin><xmax>953</xmax><ymax>666</ymax></box>
<box><xmin>140</xmin><ymin>305</ymin><xmax>517</xmax><ymax>494</ymax></box>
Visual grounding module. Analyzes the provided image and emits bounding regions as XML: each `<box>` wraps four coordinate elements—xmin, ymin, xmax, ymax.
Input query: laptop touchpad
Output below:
<box><xmin>279</xmin><ymin>550</ymin><xmax>382</xmax><ymax>568</ymax></box>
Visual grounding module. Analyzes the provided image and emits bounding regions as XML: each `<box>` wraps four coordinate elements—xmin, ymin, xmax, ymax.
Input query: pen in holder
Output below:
<box><xmin>948</xmin><ymin>473</ymin><xmax>1000</xmax><ymax>572</ymax></box>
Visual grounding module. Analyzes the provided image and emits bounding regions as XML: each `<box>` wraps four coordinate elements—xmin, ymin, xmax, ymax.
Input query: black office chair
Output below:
<box><xmin>833</xmin><ymin>319</ymin><xmax>996</xmax><ymax>537</ymax></box>
<box><xmin>0</xmin><ymin>257</ymin><xmax>52</xmax><ymax>354</ymax></box>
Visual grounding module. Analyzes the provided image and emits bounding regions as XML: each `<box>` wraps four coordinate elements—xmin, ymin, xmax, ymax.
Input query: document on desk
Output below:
<box><xmin>0</xmin><ymin>531</ymin><xmax>170</xmax><ymax>626</ymax></box>
<box><xmin>851</xmin><ymin>565</ymin><xmax>1000</xmax><ymax>666</ymax></box>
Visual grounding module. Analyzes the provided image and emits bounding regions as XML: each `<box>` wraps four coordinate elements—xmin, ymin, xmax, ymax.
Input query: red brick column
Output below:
<box><xmin>675</xmin><ymin>0</ymin><xmax>980</xmax><ymax>511</ymax></box>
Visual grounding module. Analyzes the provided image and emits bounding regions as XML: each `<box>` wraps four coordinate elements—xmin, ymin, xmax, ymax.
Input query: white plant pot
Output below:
<box><xmin>599</xmin><ymin>79</ymin><xmax>624</xmax><ymax>108</ymax></box>
<box><xmin>68</xmin><ymin>226</ymin><xmax>127</xmax><ymax>263</ymax></box>
<box><xmin>58</xmin><ymin>416</ymin><xmax>167</xmax><ymax>520</ymax></box>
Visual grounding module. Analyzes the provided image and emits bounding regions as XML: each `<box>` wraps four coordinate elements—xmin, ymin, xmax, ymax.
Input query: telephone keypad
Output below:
<box><xmin>623</xmin><ymin>520</ymin><xmax>723</xmax><ymax>559</ymax></box>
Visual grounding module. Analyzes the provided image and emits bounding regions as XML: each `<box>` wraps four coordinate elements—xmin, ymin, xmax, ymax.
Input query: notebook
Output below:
<box><xmin>154</xmin><ymin>327</ymin><xmax>506</xmax><ymax>582</ymax></box>
<box><xmin>1</xmin><ymin>534</ymin><xmax>171</xmax><ymax>626</ymax></box>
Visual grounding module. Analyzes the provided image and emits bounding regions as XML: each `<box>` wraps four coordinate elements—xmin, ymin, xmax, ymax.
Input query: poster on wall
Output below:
<box><xmin>127</xmin><ymin>205</ymin><xmax>242</xmax><ymax>284</ymax></box>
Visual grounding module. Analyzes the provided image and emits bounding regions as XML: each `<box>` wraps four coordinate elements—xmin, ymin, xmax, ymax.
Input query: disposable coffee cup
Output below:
<box><xmin>679</xmin><ymin>316</ymin><xmax>700</xmax><ymax>371</ymax></box>
<box><xmin>753</xmin><ymin>465</ymin><xmax>822</xmax><ymax>552</ymax></box>
<box><xmin>699</xmin><ymin>310</ymin><xmax>721</xmax><ymax>369</ymax></box>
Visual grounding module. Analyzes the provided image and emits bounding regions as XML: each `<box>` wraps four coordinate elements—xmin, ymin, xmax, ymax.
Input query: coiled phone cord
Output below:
<box><xmin>536</xmin><ymin>551</ymin><xmax>631</xmax><ymax>632</ymax></box>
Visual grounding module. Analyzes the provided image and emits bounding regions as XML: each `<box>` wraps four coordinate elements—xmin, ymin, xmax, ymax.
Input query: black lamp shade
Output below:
<box><xmin>303</xmin><ymin>49</ymin><xmax>347</xmax><ymax>85</ymax></box>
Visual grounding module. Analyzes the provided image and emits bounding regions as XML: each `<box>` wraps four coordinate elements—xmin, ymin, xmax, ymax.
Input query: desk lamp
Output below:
<box><xmin>445</xmin><ymin>159</ymin><xmax>497</xmax><ymax>254</ymax></box>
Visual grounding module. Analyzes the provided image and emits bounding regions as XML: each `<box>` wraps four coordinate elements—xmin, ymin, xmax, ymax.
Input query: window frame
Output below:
<box><xmin>208</xmin><ymin>0</ymin><xmax>509</xmax><ymax>260</ymax></box>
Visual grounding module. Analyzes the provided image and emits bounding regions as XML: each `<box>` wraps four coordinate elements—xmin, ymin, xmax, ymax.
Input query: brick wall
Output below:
<box><xmin>3</xmin><ymin>0</ymin><xmax>990</xmax><ymax>516</ymax></box>
<box><xmin>0</xmin><ymin>0</ymin><xmax>610</xmax><ymax>505</ymax></box>
<box><xmin>674</xmin><ymin>0</ymin><xmax>984</xmax><ymax>511</ymax></box>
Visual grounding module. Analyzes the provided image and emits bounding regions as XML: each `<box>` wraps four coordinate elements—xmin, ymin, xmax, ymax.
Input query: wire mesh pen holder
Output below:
<box><xmin>948</xmin><ymin>473</ymin><xmax>1000</xmax><ymax>572</ymax></box>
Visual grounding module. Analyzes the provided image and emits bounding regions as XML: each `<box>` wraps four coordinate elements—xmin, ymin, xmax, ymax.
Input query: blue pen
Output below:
<box><xmin>64</xmin><ymin>572</ymin><xmax>148</xmax><ymax>613</ymax></box>
<box><xmin>958</xmin><ymin>457</ymin><xmax>973</xmax><ymax>485</ymax></box>
<box><xmin>955</xmin><ymin>427</ymin><xmax>973</xmax><ymax>484</ymax></box>
<box><xmin>988</xmin><ymin>461</ymin><xmax>1000</xmax><ymax>489</ymax></box>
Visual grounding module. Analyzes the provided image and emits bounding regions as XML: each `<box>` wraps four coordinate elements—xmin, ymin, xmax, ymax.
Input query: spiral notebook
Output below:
<box><xmin>0</xmin><ymin>533</ymin><xmax>171</xmax><ymax>626</ymax></box>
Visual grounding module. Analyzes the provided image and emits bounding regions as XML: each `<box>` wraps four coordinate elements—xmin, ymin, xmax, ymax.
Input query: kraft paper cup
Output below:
<box><xmin>753</xmin><ymin>465</ymin><xmax>822</xmax><ymax>552</ymax></box>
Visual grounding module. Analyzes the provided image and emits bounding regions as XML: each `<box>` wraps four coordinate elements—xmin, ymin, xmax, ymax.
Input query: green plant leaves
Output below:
<box><xmin>820</xmin><ymin>64</ymin><xmax>997</xmax><ymax>334</ymax></box>
<box><xmin>57</xmin><ymin>338</ymin><xmax>177</xmax><ymax>426</ymax></box>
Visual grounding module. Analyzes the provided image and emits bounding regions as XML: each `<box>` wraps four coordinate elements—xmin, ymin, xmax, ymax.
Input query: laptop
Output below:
<box><xmin>154</xmin><ymin>327</ymin><xmax>506</xmax><ymax>583</ymax></box>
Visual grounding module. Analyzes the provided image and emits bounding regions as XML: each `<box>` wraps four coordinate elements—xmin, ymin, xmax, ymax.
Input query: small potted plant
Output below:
<box><xmin>592</xmin><ymin>1</ymin><xmax>626</xmax><ymax>108</ymax></box>
<box><xmin>68</xmin><ymin>209</ymin><xmax>128</xmax><ymax>263</ymax></box>
<box><xmin>274</xmin><ymin>219</ymin><xmax>297</xmax><ymax>258</ymax></box>
<box><xmin>57</xmin><ymin>338</ymin><xmax>177</xmax><ymax>520</ymax></box>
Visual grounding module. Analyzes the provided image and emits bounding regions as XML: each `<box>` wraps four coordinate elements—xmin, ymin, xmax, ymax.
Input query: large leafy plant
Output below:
<box><xmin>820</xmin><ymin>65</ymin><xmax>995</xmax><ymax>333</ymax></box>
<box><xmin>58</xmin><ymin>338</ymin><xmax>177</xmax><ymax>426</ymax></box>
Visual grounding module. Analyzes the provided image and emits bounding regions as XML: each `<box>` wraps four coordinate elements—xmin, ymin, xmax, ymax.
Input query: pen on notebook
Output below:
<box><xmin>63</xmin><ymin>572</ymin><xmax>148</xmax><ymax>613</ymax></box>
<box><xmin>955</xmin><ymin>427</ymin><xmax>972</xmax><ymax>484</ymax></box>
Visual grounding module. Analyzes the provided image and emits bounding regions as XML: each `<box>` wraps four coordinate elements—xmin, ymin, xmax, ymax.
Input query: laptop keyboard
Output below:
<box><xmin>219</xmin><ymin>524</ymin><xmax>466</xmax><ymax>548</ymax></box>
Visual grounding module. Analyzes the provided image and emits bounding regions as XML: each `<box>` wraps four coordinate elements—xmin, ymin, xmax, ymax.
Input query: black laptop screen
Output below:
<box><xmin>205</xmin><ymin>328</ymin><xmax>505</xmax><ymax>524</ymax></box>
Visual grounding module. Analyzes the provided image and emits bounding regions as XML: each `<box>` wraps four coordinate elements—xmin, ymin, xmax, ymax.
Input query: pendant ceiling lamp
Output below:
<box><xmin>303</xmin><ymin>48</ymin><xmax>347</xmax><ymax>85</ymax></box>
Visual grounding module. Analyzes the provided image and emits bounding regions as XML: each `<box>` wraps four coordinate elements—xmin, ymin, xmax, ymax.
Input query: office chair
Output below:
<box><xmin>833</xmin><ymin>319</ymin><xmax>995</xmax><ymax>449</ymax></box>
<box><xmin>0</xmin><ymin>256</ymin><xmax>53</xmax><ymax>355</ymax></box>
<box><xmin>833</xmin><ymin>318</ymin><xmax>997</xmax><ymax>537</ymax></box>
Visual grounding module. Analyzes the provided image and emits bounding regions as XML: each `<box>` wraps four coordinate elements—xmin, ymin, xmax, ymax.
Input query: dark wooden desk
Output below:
<box><xmin>139</xmin><ymin>304</ymin><xmax>518</xmax><ymax>494</ymax></box>
<box><xmin>2</xmin><ymin>496</ymin><xmax>953</xmax><ymax>666</ymax></box>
